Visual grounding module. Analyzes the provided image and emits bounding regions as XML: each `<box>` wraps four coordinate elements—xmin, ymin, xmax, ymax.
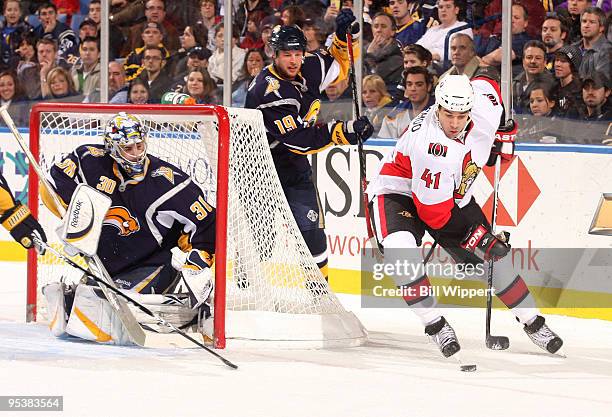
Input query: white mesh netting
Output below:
<box><xmin>31</xmin><ymin>105</ymin><xmax>366</xmax><ymax>347</ymax></box>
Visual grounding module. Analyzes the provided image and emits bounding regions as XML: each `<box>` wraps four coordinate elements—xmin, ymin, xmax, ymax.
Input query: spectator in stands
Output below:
<box><xmin>0</xmin><ymin>0</ymin><xmax>32</xmax><ymax>71</ymax></box>
<box><xmin>441</xmin><ymin>33</ymin><xmax>481</xmax><ymax>79</ymax></box>
<box><xmin>379</xmin><ymin>66</ymin><xmax>435</xmax><ymax>139</ymax></box>
<box><xmin>71</xmin><ymin>37</ymin><xmax>101</xmax><ymax>102</ymax></box>
<box><xmin>167</xmin><ymin>25</ymin><xmax>209</xmax><ymax>77</ymax></box>
<box><xmin>109</xmin><ymin>60</ymin><xmax>129</xmax><ymax>103</ymax></box>
<box><xmin>87</xmin><ymin>0</ymin><xmax>124</xmax><ymax>59</ymax></box>
<box><xmin>260</xmin><ymin>16</ymin><xmax>280</xmax><ymax>62</ymax></box>
<box><xmin>127</xmin><ymin>78</ymin><xmax>151</xmax><ymax>104</ymax></box>
<box><xmin>365</xmin><ymin>13</ymin><xmax>403</xmax><ymax>97</ymax></box>
<box><xmin>303</xmin><ymin>18</ymin><xmax>323</xmax><ymax>53</ymax></box>
<box><xmin>362</xmin><ymin>74</ymin><xmax>395</xmax><ymax>136</ymax></box>
<box><xmin>235</xmin><ymin>0</ymin><xmax>274</xmax><ymax>37</ymax></box>
<box><xmin>240</xmin><ymin>17</ymin><xmax>264</xmax><ymax>50</ymax></box>
<box><xmin>416</xmin><ymin>0</ymin><xmax>473</xmax><ymax>64</ymax></box>
<box><xmin>42</xmin><ymin>66</ymin><xmax>79</xmax><ymax>100</ymax></box>
<box><xmin>126</xmin><ymin>0</ymin><xmax>180</xmax><ymax>54</ymax></box>
<box><xmin>198</xmin><ymin>0</ymin><xmax>223</xmax><ymax>52</ymax></box>
<box><xmin>137</xmin><ymin>45</ymin><xmax>173</xmax><ymax>103</ymax></box>
<box><xmin>542</xmin><ymin>12</ymin><xmax>569</xmax><ymax>70</ymax></box>
<box><xmin>0</xmin><ymin>70</ymin><xmax>27</xmax><ymax>126</ymax></box>
<box><xmin>528</xmin><ymin>82</ymin><xmax>558</xmax><ymax>117</ymax></box>
<box><xmin>280</xmin><ymin>5</ymin><xmax>306</xmax><ymax>27</ymax></box>
<box><xmin>34</xmin><ymin>2</ymin><xmax>79</xmax><ymax>62</ymax></box>
<box><xmin>182</xmin><ymin>68</ymin><xmax>219</xmax><ymax>104</ymax></box>
<box><xmin>170</xmin><ymin>46</ymin><xmax>212</xmax><ymax>91</ymax></box>
<box><xmin>573</xmin><ymin>73</ymin><xmax>611</xmax><ymax>120</ymax></box>
<box><xmin>124</xmin><ymin>22</ymin><xmax>170</xmax><ymax>82</ymax></box>
<box><xmin>390</xmin><ymin>0</ymin><xmax>427</xmax><ymax>47</ymax></box>
<box><xmin>563</xmin><ymin>0</ymin><xmax>591</xmax><ymax>43</ymax></box>
<box><xmin>232</xmin><ymin>48</ymin><xmax>265</xmax><ymax>107</ymax></box>
<box><xmin>54</xmin><ymin>0</ymin><xmax>79</xmax><ymax>16</ymax></box>
<box><xmin>575</xmin><ymin>6</ymin><xmax>612</xmax><ymax>78</ymax></box>
<box><xmin>512</xmin><ymin>40</ymin><xmax>555</xmax><ymax>113</ymax></box>
<box><xmin>402</xmin><ymin>44</ymin><xmax>433</xmax><ymax>70</ymax></box>
<box><xmin>480</xmin><ymin>3</ymin><xmax>532</xmax><ymax>77</ymax></box>
<box><xmin>15</xmin><ymin>32</ymin><xmax>38</xmax><ymax>79</ymax></box>
<box><xmin>552</xmin><ymin>45</ymin><xmax>583</xmax><ymax>117</ymax></box>
<box><xmin>207</xmin><ymin>24</ymin><xmax>246</xmax><ymax>85</ymax></box>
<box><xmin>78</xmin><ymin>19</ymin><xmax>98</xmax><ymax>45</ymax></box>
<box><xmin>318</xmin><ymin>78</ymin><xmax>352</xmax><ymax>123</ymax></box>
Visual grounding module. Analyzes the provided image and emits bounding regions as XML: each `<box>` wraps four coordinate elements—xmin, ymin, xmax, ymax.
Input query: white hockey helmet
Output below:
<box><xmin>435</xmin><ymin>74</ymin><xmax>474</xmax><ymax>113</ymax></box>
<box><xmin>103</xmin><ymin>112</ymin><xmax>148</xmax><ymax>177</ymax></box>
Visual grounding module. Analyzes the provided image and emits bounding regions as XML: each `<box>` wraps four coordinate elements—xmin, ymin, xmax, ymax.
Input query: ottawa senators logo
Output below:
<box><xmin>456</xmin><ymin>158</ymin><xmax>480</xmax><ymax>198</ymax></box>
<box><xmin>103</xmin><ymin>206</ymin><xmax>140</xmax><ymax>236</ymax></box>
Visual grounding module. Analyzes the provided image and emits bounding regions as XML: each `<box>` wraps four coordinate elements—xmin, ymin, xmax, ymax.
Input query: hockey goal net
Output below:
<box><xmin>27</xmin><ymin>103</ymin><xmax>366</xmax><ymax>348</ymax></box>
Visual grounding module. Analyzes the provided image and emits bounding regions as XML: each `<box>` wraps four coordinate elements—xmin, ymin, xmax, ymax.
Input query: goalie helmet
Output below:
<box><xmin>269</xmin><ymin>25</ymin><xmax>307</xmax><ymax>53</ymax></box>
<box><xmin>103</xmin><ymin>112</ymin><xmax>148</xmax><ymax>177</ymax></box>
<box><xmin>435</xmin><ymin>74</ymin><xmax>474</xmax><ymax>113</ymax></box>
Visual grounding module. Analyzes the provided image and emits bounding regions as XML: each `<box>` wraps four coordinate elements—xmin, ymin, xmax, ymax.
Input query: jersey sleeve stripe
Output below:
<box><xmin>412</xmin><ymin>193</ymin><xmax>454</xmax><ymax>230</ymax></box>
<box><xmin>472</xmin><ymin>76</ymin><xmax>502</xmax><ymax>102</ymax></box>
<box><xmin>379</xmin><ymin>151</ymin><xmax>412</xmax><ymax>179</ymax></box>
<box><xmin>257</xmin><ymin>98</ymin><xmax>302</xmax><ymax>112</ymax></box>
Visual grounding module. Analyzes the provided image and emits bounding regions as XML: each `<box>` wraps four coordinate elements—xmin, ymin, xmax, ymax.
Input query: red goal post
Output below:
<box><xmin>27</xmin><ymin>102</ymin><xmax>367</xmax><ymax>349</ymax></box>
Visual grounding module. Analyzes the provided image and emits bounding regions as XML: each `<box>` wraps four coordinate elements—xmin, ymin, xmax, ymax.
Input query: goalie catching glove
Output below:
<box><xmin>1</xmin><ymin>203</ymin><xmax>46</xmax><ymax>253</ymax></box>
<box><xmin>461</xmin><ymin>224</ymin><xmax>510</xmax><ymax>262</ymax></box>
<box><xmin>330</xmin><ymin>116</ymin><xmax>374</xmax><ymax>145</ymax></box>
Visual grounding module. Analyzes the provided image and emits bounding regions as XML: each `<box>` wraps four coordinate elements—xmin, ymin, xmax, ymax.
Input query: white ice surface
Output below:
<box><xmin>1</xmin><ymin>261</ymin><xmax>611</xmax><ymax>417</ymax></box>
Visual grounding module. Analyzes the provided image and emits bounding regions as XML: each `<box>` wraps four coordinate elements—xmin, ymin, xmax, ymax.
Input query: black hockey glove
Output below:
<box><xmin>335</xmin><ymin>8</ymin><xmax>357</xmax><ymax>42</ymax></box>
<box><xmin>0</xmin><ymin>203</ymin><xmax>47</xmax><ymax>253</ymax></box>
<box><xmin>345</xmin><ymin>117</ymin><xmax>374</xmax><ymax>143</ymax></box>
<box><xmin>487</xmin><ymin>119</ymin><xmax>517</xmax><ymax>167</ymax></box>
<box><xmin>461</xmin><ymin>224</ymin><xmax>510</xmax><ymax>262</ymax></box>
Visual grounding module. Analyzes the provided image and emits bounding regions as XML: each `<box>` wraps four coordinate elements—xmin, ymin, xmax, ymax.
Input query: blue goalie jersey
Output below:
<box><xmin>46</xmin><ymin>145</ymin><xmax>216</xmax><ymax>277</ymax></box>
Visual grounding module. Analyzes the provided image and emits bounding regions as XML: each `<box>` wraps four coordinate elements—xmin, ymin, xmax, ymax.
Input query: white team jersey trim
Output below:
<box><xmin>320</xmin><ymin>60</ymin><xmax>340</xmax><ymax>92</ymax></box>
<box><xmin>145</xmin><ymin>178</ymin><xmax>192</xmax><ymax>245</ymax></box>
<box><xmin>257</xmin><ymin>98</ymin><xmax>302</xmax><ymax>112</ymax></box>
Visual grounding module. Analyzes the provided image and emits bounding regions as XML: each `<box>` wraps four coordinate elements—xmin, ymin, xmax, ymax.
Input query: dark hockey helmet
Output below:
<box><xmin>269</xmin><ymin>25</ymin><xmax>307</xmax><ymax>53</ymax></box>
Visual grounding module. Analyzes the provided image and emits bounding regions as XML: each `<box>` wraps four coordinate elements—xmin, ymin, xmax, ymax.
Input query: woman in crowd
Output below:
<box><xmin>169</xmin><ymin>25</ymin><xmax>210</xmax><ymax>78</ymax></box>
<box><xmin>182</xmin><ymin>68</ymin><xmax>220</xmax><ymax>104</ymax></box>
<box><xmin>0</xmin><ymin>0</ymin><xmax>32</xmax><ymax>71</ymax></box>
<box><xmin>0</xmin><ymin>70</ymin><xmax>27</xmax><ymax>126</ymax></box>
<box><xmin>42</xmin><ymin>67</ymin><xmax>79</xmax><ymax>100</ymax></box>
<box><xmin>362</xmin><ymin>74</ymin><xmax>395</xmax><ymax>136</ymax></box>
<box><xmin>232</xmin><ymin>48</ymin><xmax>266</xmax><ymax>107</ymax></box>
<box><xmin>127</xmin><ymin>78</ymin><xmax>151</xmax><ymax>104</ymax></box>
<box><xmin>207</xmin><ymin>23</ymin><xmax>246</xmax><ymax>86</ymax></box>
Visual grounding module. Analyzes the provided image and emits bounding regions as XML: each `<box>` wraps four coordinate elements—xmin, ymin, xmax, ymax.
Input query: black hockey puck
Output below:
<box><xmin>460</xmin><ymin>364</ymin><xmax>477</xmax><ymax>372</ymax></box>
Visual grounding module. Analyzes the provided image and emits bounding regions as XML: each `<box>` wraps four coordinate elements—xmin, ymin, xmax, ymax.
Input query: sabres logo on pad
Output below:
<box><xmin>104</xmin><ymin>206</ymin><xmax>140</xmax><ymax>236</ymax></box>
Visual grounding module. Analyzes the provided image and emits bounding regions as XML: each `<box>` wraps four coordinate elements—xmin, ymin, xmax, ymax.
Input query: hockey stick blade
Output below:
<box><xmin>486</xmin><ymin>335</ymin><xmax>510</xmax><ymax>350</ymax></box>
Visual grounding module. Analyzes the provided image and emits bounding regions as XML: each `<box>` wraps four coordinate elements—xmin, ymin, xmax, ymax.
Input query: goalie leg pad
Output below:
<box><xmin>42</xmin><ymin>282</ymin><xmax>71</xmax><ymax>338</ymax></box>
<box><xmin>65</xmin><ymin>284</ymin><xmax>134</xmax><ymax>345</ymax></box>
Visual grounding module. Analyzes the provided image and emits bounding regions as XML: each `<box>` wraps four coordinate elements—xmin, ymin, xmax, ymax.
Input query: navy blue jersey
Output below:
<box><xmin>47</xmin><ymin>145</ymin><xmax>215</xmax><ymax>277</ymax></box>
<box><xmin>245</xmin><ymin>37</ymin><xmax>354</xmax><ymax>184</ymax></box>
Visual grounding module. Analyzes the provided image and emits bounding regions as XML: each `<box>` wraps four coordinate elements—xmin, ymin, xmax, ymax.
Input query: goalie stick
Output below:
<box><xmin>0</xmin><ymin>105</ymin><xmax>146</xmax><ymax>347</ymax></box>
<box><xmin>34</xmin><ymin>237</ymin><xmax>238</xmax><ymax>369</ymax></box>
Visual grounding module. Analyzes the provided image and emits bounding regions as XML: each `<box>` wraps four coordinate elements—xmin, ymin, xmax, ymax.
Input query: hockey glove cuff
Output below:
<box><xmin>1</xmin><ymin>203</ymin><xmax>47</xmax><ymax>253</ymax></box>
<box><xmin>330</xmin><ymin>117</ymin><xmax>374</xmax><ymax>145</ymax></box>
<box><xmin>461</xmin><ymin>224</ymin><xmax>510</xmax><ymax>262</ymax></box>
<box><xmin>487</xmin><ymin>119</ymin><xmax>517</xmax><ymax>166</ymax></box>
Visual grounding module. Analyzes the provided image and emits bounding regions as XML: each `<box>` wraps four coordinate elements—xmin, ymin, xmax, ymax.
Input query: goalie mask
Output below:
<box><xmin>104</xmin><ymin>112</ymin><xmax>149</xmax><ymax>177</ymax></box>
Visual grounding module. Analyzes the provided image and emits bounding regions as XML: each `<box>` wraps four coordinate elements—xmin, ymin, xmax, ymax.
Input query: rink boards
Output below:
<box><xmin>1</xmin><ymin>131</ymin><xmax>611</xmax><ymax>320</ymax></box>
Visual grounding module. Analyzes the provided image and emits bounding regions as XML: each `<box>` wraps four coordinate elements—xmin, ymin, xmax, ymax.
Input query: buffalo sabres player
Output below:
<box><xmin>42</xmin><ymin>113</ymin><xmax>216</xmax><ymax>344</ymax></box>
<box><xmin>0</xmin><ymin>174</ymin><xmax>46</xmax><ymax>252</ymax></box>
<box><xmin>367</xmin><ymin>74</ymin><xmax>563</xmax><ymax>357</ymax></box>
<box><xmin>245</xmin><ymin>10</ymin><xmax>374</xmax><ymax>285</ymax></box>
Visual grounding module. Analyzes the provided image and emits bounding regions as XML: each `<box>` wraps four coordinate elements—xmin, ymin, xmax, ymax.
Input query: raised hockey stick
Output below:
<box><xmin>346</xmin><ymin>22</ymin><xmax>382</xmax><ymax>261</ymax></box>
<box><xmin>0</xmin><ymin>106</ymin><xmax>146</xmax><ymax>347</ymax></box>
<box><xmin>35</xmin><ymin>237</ymin><xmax>238</xmax><ymax>369</ymax></box>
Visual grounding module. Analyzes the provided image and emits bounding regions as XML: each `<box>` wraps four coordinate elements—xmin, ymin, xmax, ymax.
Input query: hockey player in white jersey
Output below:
<box><xmin>367</xmin><ymin>74</ymin><xmax>563</xmax><ymax>357</ymax></box>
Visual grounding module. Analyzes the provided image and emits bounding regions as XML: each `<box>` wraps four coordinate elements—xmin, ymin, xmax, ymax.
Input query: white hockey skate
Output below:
<box><xmin>523</xmin><ymin>315</ymin><xmax>563</xmax><ymax>354</ymax></box>
<box><xmin>425</xmin><ymin>316</ymin><xmax>461</xmax><ymax>358</ymax></box>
